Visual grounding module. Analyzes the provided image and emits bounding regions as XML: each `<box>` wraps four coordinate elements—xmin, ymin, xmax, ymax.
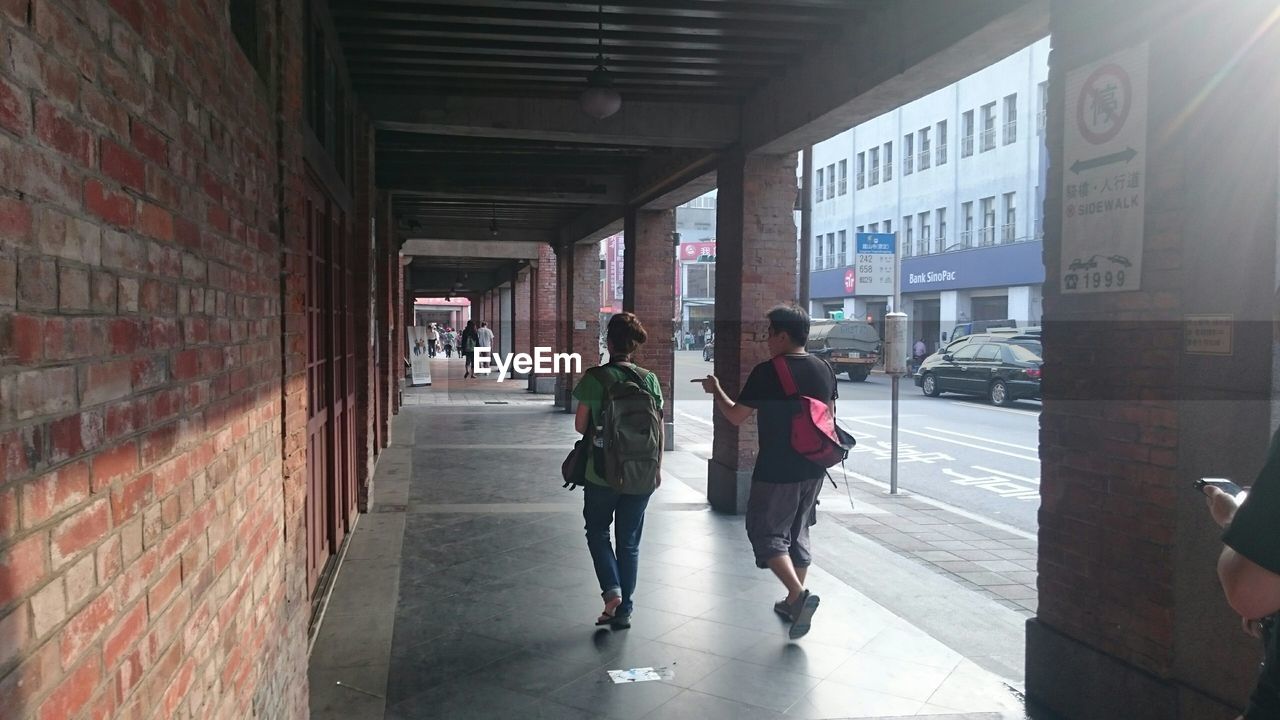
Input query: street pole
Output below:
<box><xmin>885</xmin><ymin>233</ymin><xmax>906</xmax><ymax>495</ymax></box>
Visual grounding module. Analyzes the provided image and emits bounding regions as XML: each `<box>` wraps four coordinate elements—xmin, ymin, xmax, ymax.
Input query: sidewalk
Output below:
<box><xmin>674</xmin><ymin>409</ymin><xmax>1038</xmax><ymax>617</ymax></box>
<box><xmin>309</xmin><ymin>365</ymin><xmax>1035</xmax><ymax>719</ymax></box>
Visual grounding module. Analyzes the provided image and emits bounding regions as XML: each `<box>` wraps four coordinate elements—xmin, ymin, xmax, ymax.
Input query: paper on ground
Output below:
<box><xmin>607</xmin><ymin>667</ymin><xmax>674</xmax><ymax>683</ymax></box>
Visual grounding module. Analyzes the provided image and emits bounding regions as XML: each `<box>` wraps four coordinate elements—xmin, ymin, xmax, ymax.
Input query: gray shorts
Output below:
<box><xmin>745</xmin><ymin>477</ymin><xmax>822</xmax><ymax>569</ymax></box>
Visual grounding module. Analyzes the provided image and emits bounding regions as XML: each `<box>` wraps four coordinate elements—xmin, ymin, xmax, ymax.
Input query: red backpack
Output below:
<box><xmin>772</xmin><ymin>355</ymin><xmax>856</xmax><ymax>468</ymax></box>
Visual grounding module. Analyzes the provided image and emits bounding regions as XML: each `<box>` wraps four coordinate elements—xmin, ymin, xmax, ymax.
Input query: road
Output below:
<box><xmin>669</xmin><ymin>350</ymin><xmax>1041</xmax><ymax>533</ymax></box>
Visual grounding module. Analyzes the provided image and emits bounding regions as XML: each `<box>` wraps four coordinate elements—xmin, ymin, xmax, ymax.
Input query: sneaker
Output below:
<box><xmin>788</xmin><ymin>590</ymin><xmax>820</xmax><ymax>640</ymax></box>
<box><xmin>609</xmin><ymin>614</ymin><xmax>631</xmax><ymax>630</ymax></box>
<box><xmin>773</xmin><ymin>599</ymin><xmax>793</xmax><ymax>620</ymax></box>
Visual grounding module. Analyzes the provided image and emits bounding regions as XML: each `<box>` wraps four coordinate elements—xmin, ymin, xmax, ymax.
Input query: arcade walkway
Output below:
<box><xmin>309</xmin><ymin>361</ymin><xmax>1030</xmax><ymax>719</ymax></box>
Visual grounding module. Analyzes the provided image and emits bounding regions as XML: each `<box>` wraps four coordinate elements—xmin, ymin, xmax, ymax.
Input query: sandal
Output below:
<box><xmin>595</xmin><ymin>595</ymin><xmax>622</xmax><ymax>626</ymax></box>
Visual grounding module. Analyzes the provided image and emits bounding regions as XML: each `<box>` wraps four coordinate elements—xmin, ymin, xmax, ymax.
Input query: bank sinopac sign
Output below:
<box><xmin>1061</xmin><ymin>43</ymin><xmax>1148</xmax><ymax>294</ymax></box>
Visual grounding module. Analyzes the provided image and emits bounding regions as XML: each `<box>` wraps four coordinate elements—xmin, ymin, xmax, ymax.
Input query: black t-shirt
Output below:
<box><xmin>1223</xmin><ymin>427</ymin><xmax>1280</xmax><ymax>719</ymax></box>
<box><xmin>737</xmin><ymin>353</ymin><xmax>838</xmax><ymax>484</ymax></box>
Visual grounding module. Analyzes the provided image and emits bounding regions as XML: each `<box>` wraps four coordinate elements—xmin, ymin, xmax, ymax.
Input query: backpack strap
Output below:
<box><xmin>772</xmin><ymin>356</ymin><xmax>800</xmax><ymax>398</ymax></box>
<box><xmin>610</xmin><ymin>361</ymin><xmax>649</xmax><ymax>386</ymax></box>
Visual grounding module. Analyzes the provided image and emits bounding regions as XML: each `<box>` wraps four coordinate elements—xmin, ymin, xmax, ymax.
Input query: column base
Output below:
<box><xmin>707</xmin><ymin>458</ymin><xmax>752</xmax><ymax>515</ymax></box>
<box><xmin>528</xmin><ymin>375</ymin><xmax>557</xmax><ymax>394</ymax></box>
<box><xmin>1025</xmin><ymin>619</ymin><xmax>1240</xmax><ymax>720</ymax></box>
<box><xmin>663</xmin><ymin>420</ymin><xmax>674</xmax><ymax>451</ymax></box>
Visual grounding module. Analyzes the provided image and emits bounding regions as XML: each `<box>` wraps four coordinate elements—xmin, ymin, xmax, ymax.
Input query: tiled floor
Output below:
<box><xmin>310</xmin><ymin>373</ymin><xmax>1033</xmax><ymax>719</ymax></box>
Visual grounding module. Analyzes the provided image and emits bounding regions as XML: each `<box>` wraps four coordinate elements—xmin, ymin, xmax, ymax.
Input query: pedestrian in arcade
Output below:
<box><xmin>443</xmin><ymin>327</ymin><xmax>454</xmax><ymax>358</ymax></box>
<box><xmin>693</xmin><ymin>304</ymin><xmax>837</xmax><ymax>639</ymax></box>
<box><xmin>460</xmin><ymin>320</ymin><xmax>479</xmax><ymax>378</ymax></box>
<box><xmin>572</xmin><ymin>312</ymin><xmax>664</xmax><ymax>630</ymax></box>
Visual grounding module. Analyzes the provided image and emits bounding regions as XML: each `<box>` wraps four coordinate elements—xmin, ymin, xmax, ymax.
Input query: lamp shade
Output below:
<box><xmin>579</xmin><ymin>66</ymin><xmax>621</xmax><ymax>119</ymax></box>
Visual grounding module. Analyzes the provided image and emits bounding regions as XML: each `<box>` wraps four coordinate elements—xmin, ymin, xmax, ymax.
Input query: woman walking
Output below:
<box><xmin>460</xmin><ymin>320</ymin><xmax>480</xmax><ymax>378</ymax></box>
<box><xmin>572</xmin><ymin>313</ymin><xmax>663</xmax><ymax>629</ymax></box>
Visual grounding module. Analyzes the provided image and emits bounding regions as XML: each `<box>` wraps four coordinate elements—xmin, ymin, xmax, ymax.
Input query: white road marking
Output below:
<box><xmin>837</xmin><ymin>468</ymin><xmax>1038</xmax><ymax>541</ymax></box>
<box><xmin>839</xmin><ymin>417</ymin><xmax>1039</xmax><ymax>463</ymax></box>
<box><xmin>926</xmin><ymin>427</ymin><xmax>1038</xmax><ymax>453</ymax></box>
<box><xmin>971</xmin><ymin>465</ymin><xmax>1041</xmax><ymax>485</ymax></box>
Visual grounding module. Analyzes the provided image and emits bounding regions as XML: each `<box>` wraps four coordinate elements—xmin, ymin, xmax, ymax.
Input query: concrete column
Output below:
<box><xmin>708</xmin><ymin>150</ymin><xmax>799</xmax><ymax>513</ymax></box>
<box><xmin>1007</xmin><ymin>285</ymin><xmax>1033</xmax><ymax>325</ymax></box>
<box><xmin>939</xmin><ymin>290</ymin><xmax>970</xmax><ymax>342</ymax></box>
<box><xmin>626</xmin><ymin>209</ymin><xmax>677</xmax><ymax>449</ymax></box>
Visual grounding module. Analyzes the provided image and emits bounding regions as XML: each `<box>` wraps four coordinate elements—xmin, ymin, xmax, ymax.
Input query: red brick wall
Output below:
<box><xmin>630</xmin><ymin>210</ymin><xmax>675</xmax><ymax>419</ymax></box>
<box><xmin>711</xmin><ymin>151</ymin><xmax>799</xmax><ymax>475</ymax></box>
<box><xmin>0</xmin><ymin>0</ymin><xmax>310</xmax><ymax>717</ymax></box>
<box><xmin>533</xmin><ymin>243</ymin><xmax>557</xmax><ymax>355</ymax></box>
<box><xmin>571</xmin><ymin>242</ymin><xmax>600</xmax><ymax>375</ymax></box>
<box><xmin>351</xmin><ymin>117</ymin><xmax>375</xmax><ymax>508</ymax></box>
<box><xmin>514</xmin><ymin>266</ymin><xmax>531</xmax><ymax>361</ymax></box>
<box><xmin>1030</xmin><ymin>1</ymin><xmax>1280</xmax><ymax>716</ymax></box>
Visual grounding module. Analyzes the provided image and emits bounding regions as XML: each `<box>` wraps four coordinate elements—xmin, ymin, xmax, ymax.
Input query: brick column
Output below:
<box><xmin>567</xmin><ymin>241</ymin><xmax>600</xmax><ymax>412</ymax></box>
<box><xmin>1027</xmin><ymin>2</ymin><xmax>1280</xmax><ymax>718</ymax></box>
<box><xmin>626</xmin><ymin>209</ymin><xmax>676</xmax><ymax>448</ymax></box>
<box><xmin>709</xmin><ymin>150</ymin><xmax>799</xmax><ymax>513</ymax></box>
<box><xmin>526</xmin><ymin>243</ymin><xmax>558</xmax><ymax>392</ymax></box>
<box><xmin>554</xmin><ymin>244</ymin><xmax>572</xmax><ymax>405</ymax></box>
<box><xmin>376</xmin><ymin>192</ymin><xmax>393</xmax><ymax>444</ymax></box>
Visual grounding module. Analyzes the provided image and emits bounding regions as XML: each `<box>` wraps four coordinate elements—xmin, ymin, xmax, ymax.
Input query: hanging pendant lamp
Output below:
<box><xmin>579</xmin><ymin>3</ymin><xmax>621</xmax><ymax>119</ymax></box>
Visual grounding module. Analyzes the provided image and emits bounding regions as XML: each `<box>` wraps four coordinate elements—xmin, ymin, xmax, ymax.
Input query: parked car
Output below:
<box><xmin>703</xmin><ymin>338</ymin><xmax>714</xmax><ymax>362</ymax></box>
<box><xmin>915</xmin><ymin>336</ymin><xmax>1042</xmax><ymax>406</ymax></box>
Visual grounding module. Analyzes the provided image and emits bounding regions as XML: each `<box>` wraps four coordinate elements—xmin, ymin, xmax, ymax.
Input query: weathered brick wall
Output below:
<box><xmin>513</xmin><ymin>266</ymin><xmax>531</xmax><ymax>361</ymax></box>
<box><xmin>0</xmin><ymin>0</ymin><xmax>309</xmax><ymax>717</ymax></box>
<box><xmin>572</xmin><ymin>242</ymin><xmax>600</xmax><ymax>375</ymax></box>
<box><xmin>630</xmin><ymin>210</ymin><xmax>675</xmax><ymax>419</ymax></box>
<box><xmin>532</xmin><ymin>243</ymin><xmax>556</xmax><ymax>358</ymax></box>
<box><xmin>1031</xmin><ymin>0</ymin><xmax>1280</xmax><ymax>716</ymax></box>
<box><xmin>710</xmin><ymin>151</ymin><xmax>798</xmax><ymax>508</ymax></box>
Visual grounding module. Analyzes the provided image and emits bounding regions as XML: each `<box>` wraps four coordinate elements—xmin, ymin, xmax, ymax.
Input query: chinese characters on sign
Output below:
<box><xmin>1184</xmin><ymin>314</ymin><xmax>1233</xmax><ymax>356</ymax></box>
<box><xmin>854</xmin><ymin>233</ymin><xmax>895</xmax><ymax>296</ymax></box>
<box><xmin>1061</xmin><ymin>44</ymin><xmax>1148</xmax><ymax>294</ymax></box>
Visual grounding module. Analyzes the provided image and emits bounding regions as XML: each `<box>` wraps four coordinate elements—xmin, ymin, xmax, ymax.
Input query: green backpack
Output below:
<box><xmin>592</xmin><ymin>363</ymin><xmax>663</xmax><ymax>495</ymax></box>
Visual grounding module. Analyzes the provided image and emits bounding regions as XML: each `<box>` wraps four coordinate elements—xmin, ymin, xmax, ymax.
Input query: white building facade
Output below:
<box><xmin>808</xmin><ymin>37</ymin><xmax>1050</xmax><ymax>351</ymax></box>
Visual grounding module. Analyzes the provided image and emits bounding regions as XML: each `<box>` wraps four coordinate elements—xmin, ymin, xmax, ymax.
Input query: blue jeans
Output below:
<box><xmin>583</xmin><ymin>483</ymin><xmax>651</xmax><ymax>616</ymax></box>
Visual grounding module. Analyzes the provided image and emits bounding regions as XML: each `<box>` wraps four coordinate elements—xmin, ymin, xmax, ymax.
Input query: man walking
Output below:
<box><xmin>476</xmin><ymin>322</ymin><xmax>495</xmax><ymax>376</ymax></box>
<box><xmin>693</xmin><ymin>304</ymin><xmax>837</xmax><ymax>639</ymax></box>
<box><xmin>427</xmin><ymin>324</ymin><xmax>440</xmax><ymax>358</ymax></box>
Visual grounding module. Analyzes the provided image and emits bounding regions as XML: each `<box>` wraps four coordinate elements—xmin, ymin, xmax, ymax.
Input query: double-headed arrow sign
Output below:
<box><xmin>1070</xmin><ymin>147</ymin><xmax>1138</xmax><ymax>175</ymax></box>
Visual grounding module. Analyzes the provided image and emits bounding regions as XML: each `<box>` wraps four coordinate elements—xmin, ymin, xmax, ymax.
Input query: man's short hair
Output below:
<box><xmin>767</xmin><ymin>304</ymin><xmax>810</xmax><ymax>346</ymax></box>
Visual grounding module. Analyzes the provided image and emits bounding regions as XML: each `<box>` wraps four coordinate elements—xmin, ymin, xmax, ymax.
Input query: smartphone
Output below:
<box><xmin>1196</xmin><ymin>477</ymin><xmax>1244</xmax><ymax>497</ymax></box>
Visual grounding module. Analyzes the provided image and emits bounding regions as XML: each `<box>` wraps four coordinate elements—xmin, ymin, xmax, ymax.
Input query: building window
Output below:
<box><xmin>936</xmin><ymin>207</ymin><xmax>947</xmax><ymax>252</ymax></box>
<box><xmin>856</xmin><ymin>224</ymin><xmax>865</xmax><ymax>236</ymax></box>
<box><xmin>902</xmin><ymin>215</ymin><xmax>914</xmax><ymax>258</ymax></box>
<box><xmin>981</xmin><ymin>102</ymin><xmax>997</xmax><ymax>152</ymax></box>
<box><xmin>813</xmin><ymin>231</ymin><xmax>824</xmax><ymax>268</ymax></box>
<box><xmin>838</xmin><ymin>230</ymin><xmax>847</xmax><ymax>263</ymax></box>
<box><xmin>980</xmin><ymin>196</ymin><xmax>996</xmax><ymax>245</ymax></box>
<box><xmin>962</xmin><ymin>201</ymin><xmax>974</xmax><ymax>247</ymax></box>
<box><xmin>962</xmin><ymin>110</ymin><xmax>974</xmax><ymax>157</ymax></box>
<box><xmin>903</xmin><ymin>134</ymin><xmax>914</xmax><ymax>175</ymax></box>
<box><xmin>815</xmin><ymin>168</ymin><xmax>824</xmax><ymax>203</ymax></box>
<box><xmin>919</xmin><ymin>211</ymin><xmax>931</xmax><ymax>256</ymax></box>
<box><xmin>838</xmin><ymin>159</ymin><xmax>848</xmax><ymax>195</ymax></box>
<box><xmin>869</xmin><ymin>146</ymin><xmax>880</xmax><ymax>185</ymax></box>
<box><xmin>686</xmin><ymin>264</ymin><xmax>716</xmax><ymax>298</ymax></box>
<box><xmin>1037</xmin><ymin>81</ymin><xmax>1048</xmax><ymax>135</ymax></box>
<box><xmin>826</xmin><ymin>233</ymin><xmax>836</xmax><ymax>266</ymax></box>
<box><xmin>1002</xmin><ymin>192</ymin><xmax>1017</xmax><ymax>243</ymax></box>
<box><xmin>936</xmin><ymin>120</ymin><xmax>948</xmax><ymax>166</ymax></box>
<box><xmin>826</xmin><ymin>164</ymin><xmax>835</xmax><ymax>200</ymax></box>
<box><xmin>917</xmin><ymin>127</ymin><xmax>931</xmax><ymax>170</ymax></box>
<box><xmin>869</xmin><ymin>222</ymin><xmax>879</xmax><ymax>234</ymax></box>
<box><xmin>883</xmin><ymin>142</ymin><xmax>893</xmax><ymax>181</ymax></box>
<box><xmin>853</xmin><ymin>155</ymin><xmax>862</xmax><ymax>191</ymax></box>
<box><xmin>1003</xmin><ymin>94</ymin><xmax>1017</xmax><ymax>145</ymax></box>
<box><xmin>231</xmin><ymin>0</ymin><xmax>264</xmax><ymax>77</ymax></box>
<box><xmin>883</xmin><ymin>219</ymin><xmax>892</xmax><ymax>234</ymax></box>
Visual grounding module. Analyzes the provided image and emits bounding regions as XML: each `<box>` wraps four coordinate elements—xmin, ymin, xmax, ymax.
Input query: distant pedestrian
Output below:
<box><xmin>460</xmin><ymin>320</ymin><xmax>479</xmax><ymax>378</ymax></box>
<box><xmin>693</xmin><ymin>304</ymin><xmax>836</xmax><ymax>639</ymax></box>
<box><xmin>703</xmin><ymin>326</ymin><xmax>713</xmax><ymax>347</ymax></box>
<box><xmin>684</xmin><ymin>331</ymin><xmax>694</xmax><ymax>351</ymax></box>
<box><xmin>572</xmin><ymin>312</ymin><xmax>664</xmax><ymax>630</ymax></box>
<box><xmin>444</xmin><ymin>327</ymin><xmax>455</xmax><ymax>358</ymax></box>
<box><xmin>477</xmin><ymin>321</ymin><xmax>494</xmax><ymax>349</ymax></box>
<box><xmin>427</xmin><ymin>324</ymin><xmax>440</xmax><ymax>358</ymax></box>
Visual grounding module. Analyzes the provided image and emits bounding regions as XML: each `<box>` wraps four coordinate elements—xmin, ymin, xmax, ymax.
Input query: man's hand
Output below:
<box><xmin>692</xmin><ymin>375</ymin><xmax>722</xmax><ymax>395</ymax></box>
<box><xmin>1203</xmin><ymin>485</ymin><xmax>1242</xmax><ymax>528</ymax></box>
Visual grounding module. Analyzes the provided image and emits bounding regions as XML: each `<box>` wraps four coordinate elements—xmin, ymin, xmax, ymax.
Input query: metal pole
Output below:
<box><xmin>890</xmin><ymin>375</ymin><xmax>899</xmax><ymax>494</ymax></box>
<box><xmin>798</xmin><ymin>146</ymin><xmax>813</xmax><ymax>307</ymax></box>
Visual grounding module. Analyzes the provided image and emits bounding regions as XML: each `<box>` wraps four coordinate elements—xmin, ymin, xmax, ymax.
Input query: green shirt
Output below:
<box><xmin>572</xmin><ymin>363</ymin><xmax>664</xmax><ymax>487</ymax></box>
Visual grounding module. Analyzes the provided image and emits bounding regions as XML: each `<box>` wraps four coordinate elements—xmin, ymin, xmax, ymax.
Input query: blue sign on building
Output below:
<box><xmin>856</xmin><ymin>233</ymin><xmax>895</xmax><ymax>254</ymax></box>
<box><xmin>900</xmin><ymin>240</ymin><xmax>1045</xmax><ymax>293</ymax></box>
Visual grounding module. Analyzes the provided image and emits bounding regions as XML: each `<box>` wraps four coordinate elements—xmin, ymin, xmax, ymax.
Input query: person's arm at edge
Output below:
<box><xmin>693</xmin><ymin>375</ymin><xmax>754</xmax><ymax>427</ymax></box>
<box><xmin>1207</xmin><ymin>487</ymin><xmax>1280</xmax><ymax>619</ymax></box>
<box><xmin>575</xmin><ymin>403</ymin><xmax>591</xmax><ymax>435</ymax></box>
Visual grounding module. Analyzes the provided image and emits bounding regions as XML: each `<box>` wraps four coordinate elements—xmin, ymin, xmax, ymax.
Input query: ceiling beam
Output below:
<box><xmin>401</xmin><ymin>239</ymin><xmax>545</xmax><ymax>259</ymax></box>
<box><xmin>741</xmin><ymin>0</ymin><xmax>1048</xmax><ymax>154</ymax></box>
<box><xmin>396</xmin><ymin>224</ymin><xmax>558</xmax><ymax>244</ymax></box>
<box><xmin>366</xmin><ymin>94</ymin><xmax>739</xmax><ymax>149</ymax></box>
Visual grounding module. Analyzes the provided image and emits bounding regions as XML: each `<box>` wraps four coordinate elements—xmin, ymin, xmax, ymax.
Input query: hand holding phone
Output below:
<box><xmin>1195</xmin><ymin>477</ymin><xmax>1244</xmax><ymax>497</ymax></box>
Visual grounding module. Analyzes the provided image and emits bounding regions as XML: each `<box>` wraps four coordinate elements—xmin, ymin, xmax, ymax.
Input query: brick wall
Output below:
<box><xmin>514</xmin><ymin>266</ymin><xmax>531</xmax><ymax>361</ymax></box>
<box><xmin>1030</xmin><ymin>1</ymin><xmax>1280</xmax><ymax>717</ymax></box>
<box><xmin>351</xmin><ymin>117</ymin><xmax>376</xmax><ymax>508</ymax></box>
<box><xmin>533</xmin><ymin>243</ymin><xmax>557</xmax><ymax>356</ymax></box>
<box><xmin>0</xmin><ymin>0</ymin><xmax>311</xmax><ymax>717</ymax></box>
<box><xmin>629</xmin><ymin>210</ymin><xmax>675</xmax><ymax>420</ymax></box>
<box><xmin>571</xmin><ymin>242</ymin><xmax>600</xmax><ymax>377</ymax></box>
<box><xmin>708</xmin><ymin>151</ymin><xmax>798</xmax><ymax>512</ymax></box>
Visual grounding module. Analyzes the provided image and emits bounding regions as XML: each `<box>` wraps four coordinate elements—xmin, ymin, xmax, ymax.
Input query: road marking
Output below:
<box><xmin>839</xmin><ymin>417</ymin><xmax>1039</xmax><ymax>463</ymax></box>
<box><xmin>838</xmin><ymin>468</ymin><xmax>1038</xmax><ymax>541</ymax></box>
<box><xmin>944</xmin><ymin>400</ymin><xmax>1040</xmax><ymax>417</ymax></box>
<box><xmin>925</xmin><ymin>427</ymin><xmax>1038</xmax><ymax>453</ymax></box>
<box><xmin>971</xmin><ymin>465</ymin><xmax>1041</xmax><ymax>485</ymax></box>
<box><xmin>678</xmin><ymin>411</ymin><xmax>714</xmax><ymax>427</ymax></box>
